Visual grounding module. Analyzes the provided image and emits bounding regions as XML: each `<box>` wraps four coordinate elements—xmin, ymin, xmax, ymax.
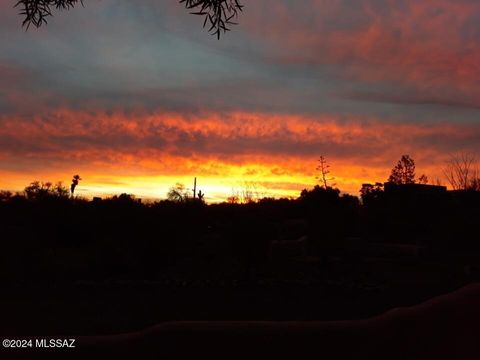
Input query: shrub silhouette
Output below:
<box><xmin>167</xmin><ymin>183</ymin><xmax>191</xmax><ymax>203</ymax></box>
<box><xmin>24</xmin><ymin>180</ymin><xmax>69</xmax><ymax>200</ymax></box>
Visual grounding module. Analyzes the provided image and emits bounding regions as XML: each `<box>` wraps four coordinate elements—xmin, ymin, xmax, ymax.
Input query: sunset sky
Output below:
<box><xmin>1</xmin><ymin>0</ymin><xmax>480</xmax><ymax>202</ymax></box>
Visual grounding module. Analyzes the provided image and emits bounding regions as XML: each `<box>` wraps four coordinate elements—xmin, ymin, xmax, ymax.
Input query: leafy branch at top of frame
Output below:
<box><xmin>15</xmin><ymin>0</ymin><xmax>243</xmax><ymax>39</ymax></box>
<box><xmin>180</xmin><ymin>0</ymin><xmax>243</xmax><ymax>39</ymax></box>
<box><xmin>15</xmin><ymin>0</ymin><xmax>84</xmax><ymax>29</ymax></box>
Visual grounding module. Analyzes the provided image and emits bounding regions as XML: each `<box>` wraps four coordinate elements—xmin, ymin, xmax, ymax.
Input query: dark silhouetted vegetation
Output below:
<box><xmin>443</xmin><ymin>152</ymin><xmax>480</xmax><ymax>191</ymax></box>
<box><xmin>70</xmin><ymin>174</ymin><xmax>81</xmax><ymax>196</ymax></box>
<box><xmin>316</xmin><ymin>155</ymin><xmax>335</xmax><ymax>189</ymax></box>
<box><xmin>1</xmin><ymin>155</ymin><xmax>479</xmax><ymax>337</ymax></box>
<box><xmin>388</xmin><ymin>154</ymin><xmax>416</xmax><ymax>184</ymax></box>
<box><xmin>15</xmin><ymin>0</ymin><xmax>243</xmax><ymax>38</ymax></box>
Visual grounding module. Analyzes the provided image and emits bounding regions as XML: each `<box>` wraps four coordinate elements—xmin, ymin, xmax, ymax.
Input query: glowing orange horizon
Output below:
<box><xmin>0</xmin><ymin>110</ymin><xmax>474</xmax><ymax>202</ymax></box>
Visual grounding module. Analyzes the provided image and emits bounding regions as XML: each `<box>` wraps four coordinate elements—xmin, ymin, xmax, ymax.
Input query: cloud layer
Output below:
<box><xmin>1</xmin><ymin>0</ymin><xmax>479</xmax><ymax>199</ymax></box>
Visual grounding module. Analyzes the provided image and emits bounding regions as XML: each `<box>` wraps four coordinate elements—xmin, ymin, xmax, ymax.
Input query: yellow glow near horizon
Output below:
<box><xmin>0</xmin><ymin>110</ymin><xmax>458</xmax><ymax>201</ymax></box>
<box><xmin>0</xmin><ymin>167</ymin><xmax>373</xmax><ymax>204</ymax></box>
<box><xmin>0</xmin><ymin>163</ymin><xmax>337</xmax><ymax>203</ymax></box>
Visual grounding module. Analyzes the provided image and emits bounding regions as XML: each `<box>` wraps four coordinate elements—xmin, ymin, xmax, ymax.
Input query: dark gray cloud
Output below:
<box><xmin>2</xmin><ymin>0</ymin><xmax>480</xmax><ymax>123</ymax></box>
<box><xmin>337</xmin><ymin>91</ymin><xmax>480</xmax><ymax>111</ymax></box>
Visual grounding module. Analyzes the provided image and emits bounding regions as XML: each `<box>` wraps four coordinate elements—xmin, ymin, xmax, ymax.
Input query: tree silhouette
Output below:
<box><xmin>0</xmin><ymin>190</ymin><xmax>13</xmax><ymax>201</ymax></box>
<box><xmin>418</xmin><ymin>174</ymin><xmax>429</xmax><ymax>185</ymax></box>
<box><xmin>360</xmin><ymin>182</ymin><xmax>384</xmax><ymax>204</ymax></box>
<box><xmin>167</xmin><ymin>183</ymin><xmax>191</xmax><ymax>202</ymax></box>
<box><xmin>443</xmin><ymin>152</ymin><xmax>479</xmax><ymax>191</ymax></box>
<box><xmin>388</xmin><ymin>155</ymin><xmax>416</xmax><ymax>184</ymax></box>
<box><xmin>15</xmin><ymin>0</ymin><xmax>243</xmax><ymax>38</ymax></box>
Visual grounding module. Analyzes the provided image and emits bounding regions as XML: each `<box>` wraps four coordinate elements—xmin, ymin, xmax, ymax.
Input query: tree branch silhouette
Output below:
<box><xmin>15</xmin><ymin>0</ymin><xmax>83</xmax><ymax>29</ymax></box>
<box><xmin>14</xmin><ymin>0</ymin><xmax>243</xmax><ymax>38</ymax></box>
<box><xmin>180</xmin><ymin>0</ymin><xmax>243</xmax><ymax>39</ymax></box>
<box><xmin>443</xmin><ymin>152</ymin><xmax>479</xmax><ymax>191</ymax></box>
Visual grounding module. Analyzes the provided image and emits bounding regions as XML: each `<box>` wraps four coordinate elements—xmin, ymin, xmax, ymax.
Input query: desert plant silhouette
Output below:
<box><xmin>316</xmin><ymin>155</ymin><xmax>335</xmax><ymax>189</ymax></box>
<box><xmin>70</xmin><ymin>174</ymin><xmax>81</xmax><ymax>196</ymax></box>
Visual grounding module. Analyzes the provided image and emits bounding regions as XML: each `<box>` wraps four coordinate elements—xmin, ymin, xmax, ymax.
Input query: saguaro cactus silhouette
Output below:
<box><xmin>193</xmin><ymin>177</ymin><xmax>197</xmax><ymax>199</ymax></box>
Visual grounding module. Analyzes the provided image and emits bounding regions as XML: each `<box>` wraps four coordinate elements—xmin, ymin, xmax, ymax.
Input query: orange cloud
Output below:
<box><xmin>1</xmin><ymin>109</ymin><xmax>478</xmax><ymax>201</ymax></box>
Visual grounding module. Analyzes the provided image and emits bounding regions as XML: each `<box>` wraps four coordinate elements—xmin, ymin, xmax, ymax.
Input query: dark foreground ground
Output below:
<box><xmin>1</xmin><ymin>187</ymin><xmax>479</xmax><ymax>358</ymax></box>
<box><xmin>2</xmin><ymin>283</ymin><xmax>480</xmax><ymax>359</ymax></box>
<box><xmin>1</xmin><ymin>248</ymin><xmax>478</xmax><ymax>359</ymax></box>
<box><xmin>0</xmin><ymin>252</ymin><xmax>471</xmax><ymax>336</ymax></box>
